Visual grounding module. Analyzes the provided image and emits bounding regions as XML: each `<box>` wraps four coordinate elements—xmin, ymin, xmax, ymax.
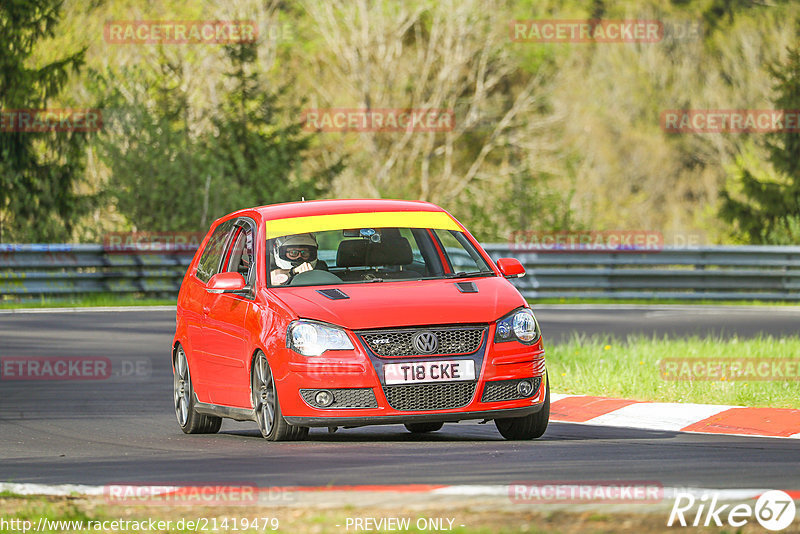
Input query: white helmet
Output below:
<box><xmin>273</xmin><ymin>233</ymin><xmax>318</xmax><ymax>270</ymax></box>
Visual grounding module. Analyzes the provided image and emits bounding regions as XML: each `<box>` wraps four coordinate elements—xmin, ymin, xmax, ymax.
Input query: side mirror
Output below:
<box><xmin>206</xmin><ymin>272</ymin><xmax>248</xmax><ymax>294</ymax></box>
<box><xmin>496</xmin><ymin>258</ymin><xmax>525</xmax><ymax>278</ymax></box>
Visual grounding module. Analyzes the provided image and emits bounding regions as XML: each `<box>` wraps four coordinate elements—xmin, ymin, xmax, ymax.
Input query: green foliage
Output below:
<box><xmin>461</xmin><ymin>166</ymin><xmax>582</xmax><ymax>242</ymax></box>
<box><xmin>205</xmin><ymin>43</ymin><xmax>343</xmax><ymax>213</ymax></box>
<box><xmin>92</xmin><ymin>62</ymin><xmax>209</xmax><ymax>232</ymax></box>
<box><xmin>766</xmin><ymin>36</ymin><xmax>800</xmax><ymax>185</ymax></box>
<box><xmin>762</xmin><ymin>214</ymin><xmax>800</xmax><ymax>245</ymax></box>
<box><xmin>700</xmin><ymin>0</ymin><xmax>757</xmax><ymax>34</ymax></box>
<box><xmin>93</xmin><ymin>42</ymin><xmax>341</xmax><ymax>233</ymax></box>
<box><xmin>505</xmin><ymin>168</ymin><xmax>582</xmax><ymax>235</ymax></box>
<box><xmin>721</xmin><ymin>30</ymin><xmax>800</xmax><ymax>244</ymax></box>
<box><xmin>6</xmin><ymin>0</ymin><xmax>800</xmax><ymax>243</ymax></box>
<box><xmin>0</xmin><ymin>0</ymin><xmax>94</xmax><ymax>242</ymax></box>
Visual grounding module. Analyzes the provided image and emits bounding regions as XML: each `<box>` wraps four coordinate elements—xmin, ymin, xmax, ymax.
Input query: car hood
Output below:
<box><xmin>271</xmin><ymin>276</ymin><xmax>526</xmax><ymax>330</ymax></box>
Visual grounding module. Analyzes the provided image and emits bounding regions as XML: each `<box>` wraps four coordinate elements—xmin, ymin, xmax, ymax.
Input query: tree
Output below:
<box><xmin>0</xmin><ymin>0</ymin><xmax>92</xmax><ymax>242</ymax></box>
<box><xmin>206</xmin><ymin>42</ymin><xmax>343</xmax><ymax>212</ymax></box>
<box><xmin>298</xmin><ymin>0</ymin><xmax>564</xmax><ymax>240</ymax></box>
<box><xmin>720</xmin><ymin>32</ymin><xmax>800</xmax><ymax>243</ymax></box>
<box><xmin>95</xmin><ymin>41</ymin><xmax>341</xmax><ymax>233</ymax></box>
<box><xmin>93</xmin><ymin>60</ymin><xmax>210</xmax><ymax>233</ymax></box>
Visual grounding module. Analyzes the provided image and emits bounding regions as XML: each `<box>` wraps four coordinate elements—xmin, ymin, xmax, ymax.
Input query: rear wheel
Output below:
<box><xmin>404</xmin><ymin>422</ymin><xmax>444</xmax><ymax>433</ymax></box>
<box><xmin>251</xmin><ymin>351</ymin><xmax>308</xmax><ymax>441</ymax></box>
<box><xmin>173</xmin><ymin>345</ymin><xmax>221</xmax><ymax>434</ymax></box>
<box><xmin>495</xmin><ymin>376</ymin><xmax>550</xmax><ymax>440</ymax></box>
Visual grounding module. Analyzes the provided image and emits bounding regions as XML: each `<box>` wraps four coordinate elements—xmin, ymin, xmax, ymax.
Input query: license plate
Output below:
<box><xmin>384</xmin><ymin>360</ymin><xmax>475</xmax><ymax>385</ymax></box>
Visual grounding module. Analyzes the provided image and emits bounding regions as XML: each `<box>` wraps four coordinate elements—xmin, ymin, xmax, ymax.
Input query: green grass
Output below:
<box><xmin>1</xmin><ymin>498</ymin><xmax>97</xmax><ymax>533</ymax></box>
<box><xmin>546</xmin><ymin>334</ymin><xmax>800</xmax><ymax>408</ymax></box>
<box><xmin>0</xmin><ymin>491</ymin><xmax>31</xmax><ymax>499</ymax></box>
<box><xmin>0</xmin><ymin>294</ymin><xmax>176</xmax><ymax>309</ymax></box>
<box><xmin>2</xmin><ymin>493</ymin><xmax>690</xmax><ymax>534</ymax></box>
<box><xmin>0</xmin><ymin>493</ymin><xmax>725</xmax><ymax>533</ymax></box>
<box><xmin>0</xmin><ymin>496</ymin><xmax>561</xmax><ymax>533</ymax></box>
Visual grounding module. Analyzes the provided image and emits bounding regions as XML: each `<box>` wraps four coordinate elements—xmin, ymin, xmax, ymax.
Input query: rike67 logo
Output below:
<box><xmin>668</xmin><ymin>490</ymin><xmax>796</xmax><ymax>531</ymax></box>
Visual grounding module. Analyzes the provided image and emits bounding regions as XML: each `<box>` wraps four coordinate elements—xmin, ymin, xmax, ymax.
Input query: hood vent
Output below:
<box><xmin>316</xmin><ymin>288</ymin><xmax>350</xmax><ymax>300</ymax></box>
<box><xmin>455</xmin><ymin>281</ymin><xmax>478</xmax><ymax>293</ymax></box>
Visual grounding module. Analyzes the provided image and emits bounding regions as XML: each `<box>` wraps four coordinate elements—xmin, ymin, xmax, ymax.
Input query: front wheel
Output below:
<box><xmin>173</xmin><ymin>345</ymin><xmax>221</xmax><ymax>434</ymax></box>
<box><xmin>495</xmin><ymin>376</ymin><xmax>550</xmax><ymax>440</ymax></box>
<box><xmin>404</xmin><ymin>422</ymin><xmax>444</xmax><ymax>433</ymax></box>
<box><xmin>251</xmin><ymin>351</ymin><xmax>308</xmax><ymax>441</ymax></box>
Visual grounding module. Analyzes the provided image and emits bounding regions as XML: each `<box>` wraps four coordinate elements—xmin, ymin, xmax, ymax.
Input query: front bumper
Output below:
<box><xmin>284</xmin><ymin>404</ymin><xmax>545</xmax><ymax>428</ymax></box>
<box><xmin>277</xmin><ymin>322</ymin><xmax>547</xmax><ymax>423</ymax></box>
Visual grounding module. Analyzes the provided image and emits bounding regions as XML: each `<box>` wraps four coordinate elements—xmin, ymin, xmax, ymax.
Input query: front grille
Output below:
<box><xmin>481</xmin><ymin>377</ymin><xmax>542</xmax><ymax>403</ymax></box>
<box><xmin>299</xmin><ymin>388</ymin><xmax>378</xmax><ymax>409</ymax></box>
<box><xmin>359</xmin><ymin>326</ymin><xmax>485</xmax><ymax>357</ymax></box>
<box><xmin>382</xmin><ymin>381</ymin><xmax>477</xmax><ymax>411</ymax></box>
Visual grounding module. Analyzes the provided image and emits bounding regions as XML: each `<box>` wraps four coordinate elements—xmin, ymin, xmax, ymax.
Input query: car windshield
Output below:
<box><xmin>267</xmin><ymin>227</ymin><xmax>494</xmax><ymax>287</ymax></box>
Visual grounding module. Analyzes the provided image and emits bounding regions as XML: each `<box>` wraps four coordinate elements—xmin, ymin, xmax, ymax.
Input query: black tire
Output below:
<box><xmin>404</xmin><ymin>422</ymin><xmax>444</xmax><ymax>433</ymax></box>
<box><xmin>495</xmin><ymin>376</ymin><xmax>550</xmax><ymax>440</ymax></box>
<box><xmin>173</xmin><ymin>345</ymin><xmax>222</xmax><ymax>434</ymax></box>
<box><xmin>251</xmin><ymin>351</ymin><xmax>309</xmax><ymax>441</ymax></box>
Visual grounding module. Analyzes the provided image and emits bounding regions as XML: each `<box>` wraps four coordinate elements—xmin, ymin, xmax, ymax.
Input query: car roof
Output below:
<box><xmin>229</xmin><ymin>199</ymin><xmax>447</xmax><ymax>222</ymax></box>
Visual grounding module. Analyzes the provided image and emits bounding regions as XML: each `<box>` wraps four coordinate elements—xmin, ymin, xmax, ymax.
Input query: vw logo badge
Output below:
<box><xmin>412</xmin><ymin>331</ymin><xmax>439</xmax><ymax>354</ymax></box>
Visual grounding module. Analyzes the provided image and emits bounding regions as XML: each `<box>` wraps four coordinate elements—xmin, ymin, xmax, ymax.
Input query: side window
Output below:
<box><xmin>434</xmin><ymin>229</ymin><xmax>487</xmax><ymax>272</ymax></box>
<box><xmin>224</xmin><ymin>225</ymin><xmax>255</xmax><ymax>281</ymax></box>
<box><xmin>195</xmin><ymin>220</ymin><xmax>235</xmax><ymax>283</ymax></box>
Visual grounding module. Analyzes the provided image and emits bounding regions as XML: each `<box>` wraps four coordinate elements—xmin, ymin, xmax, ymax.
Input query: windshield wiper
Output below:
<box><xmin>417</xmin><ymin>271</ymin><xmax>495</xmax><ymax>280</ymax></box>
<box><xmin>447</xmin><ymin>270</ymin><xmax>495</xmax><ymax>278</ymax></box>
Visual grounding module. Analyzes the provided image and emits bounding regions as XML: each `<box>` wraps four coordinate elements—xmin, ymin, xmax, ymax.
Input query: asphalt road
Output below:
<box><xmin>535</xmin><ymin>304</ymin><xmax>800</xmax><ymax>343</ymax></box>
<box><xmin>1</xmin><ymin>306</ymin><xmax>799</xmax><ymax>489</ymax></box>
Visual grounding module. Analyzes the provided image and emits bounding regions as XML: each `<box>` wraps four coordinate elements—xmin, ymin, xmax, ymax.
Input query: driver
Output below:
<box><xmin>270</xmin><ymin>233</ymin><xmax>318</xmax><ymax>285</ymax></box>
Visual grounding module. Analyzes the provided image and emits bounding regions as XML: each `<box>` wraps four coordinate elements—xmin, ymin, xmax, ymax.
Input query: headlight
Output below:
<box><xmin>286</xmin><ymin>320</ymin><xmax>355</xmax><ymax>356</ymax></box>
<box><xmin>494</xmin><ymin>307</ymin><xmax>541</xmax><ymax>345</ymax></box>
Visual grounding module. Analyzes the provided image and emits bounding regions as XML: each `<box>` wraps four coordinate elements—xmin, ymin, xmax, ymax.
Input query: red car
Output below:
<box><xmin>172</xmin><ymin>199</ymin><xmax>549</xmax><ymax>441</ymax></box>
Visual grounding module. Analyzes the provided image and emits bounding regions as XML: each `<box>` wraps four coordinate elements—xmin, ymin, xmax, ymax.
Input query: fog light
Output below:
<box><xmin>516</xmin><ymin>380</ymin><xmax>533</xmax><ymax>397</ymax></box>
<box><xmin>497</xmin><ymin>323</ymin><xmax>512</xmax><ymax>339</ymax></box>
<box><xmin>315</xmin><ymin>390</ymin><xmax>334</xmax><ymax>407</ymax></box>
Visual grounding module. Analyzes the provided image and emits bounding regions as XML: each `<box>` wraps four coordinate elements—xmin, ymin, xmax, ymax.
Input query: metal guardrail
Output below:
<box><xmin>483</xmin><ymin>245</ymin><xmax>800</xmax><ymax>301</ymax></box>
<box><xmin>0</xmin><ymin>244</ymin><xmax>193</xmax><ymax>298</ymax></box>
<box><xmin>1</xmin><ymin>244</ymin><xmax>800</xmax><ymax>301</ymax></box>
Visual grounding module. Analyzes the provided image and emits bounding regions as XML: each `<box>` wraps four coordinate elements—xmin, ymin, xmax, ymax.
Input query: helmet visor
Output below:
<box><xmin>279</xmin><ymin>245</ymin><xmax>317</xmax><ymax>264</ymax></box>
